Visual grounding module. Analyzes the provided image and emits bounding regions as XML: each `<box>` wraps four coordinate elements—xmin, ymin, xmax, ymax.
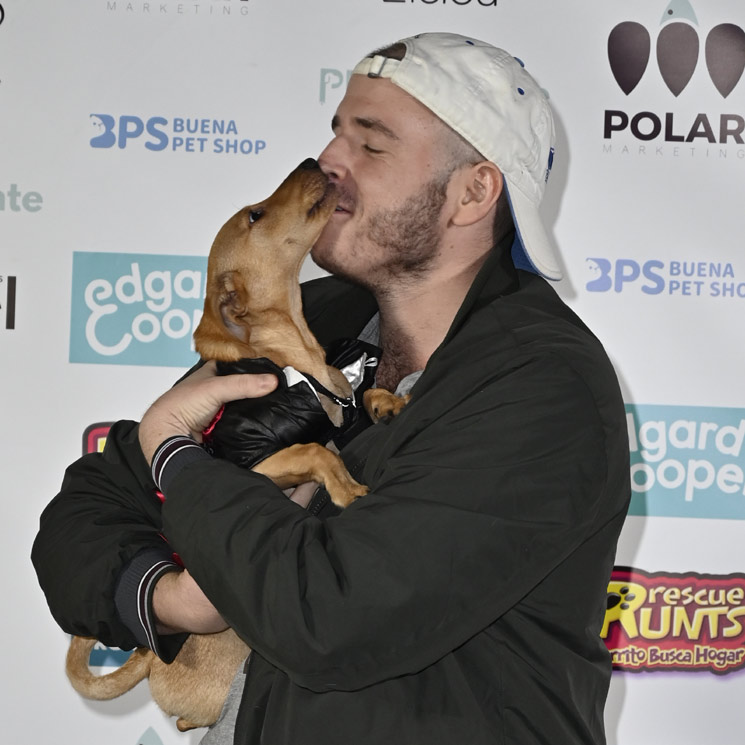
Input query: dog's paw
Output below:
<box><xmin>326</xmin><ymin>476</ymin><xmax>369</xmax><ymax>509</ymax></box>
<box><xmin>363</xmin><ymin>389</ymin><xmax>410</xmax><ymax>424</ymax></box>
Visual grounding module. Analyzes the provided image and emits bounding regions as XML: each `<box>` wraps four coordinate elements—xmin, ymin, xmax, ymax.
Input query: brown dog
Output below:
<box><xmin>66</xmin><ymin>159</ymin><xmax>406</xmax><ymax>731</ymax></box>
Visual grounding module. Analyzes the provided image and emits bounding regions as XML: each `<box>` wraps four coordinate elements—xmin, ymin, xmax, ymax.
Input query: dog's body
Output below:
<box><xmin>66</xmin><ymin>159</ymin><xmax>406</xmax><ymax>731</ymax></box>
<box><xmin>67</xmin><ymin>630</ymin><xmax>248</xmax><ymax>732</ymax></box>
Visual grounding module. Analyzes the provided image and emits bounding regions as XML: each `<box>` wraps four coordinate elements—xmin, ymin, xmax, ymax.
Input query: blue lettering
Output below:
<box><xmin>615</xmin><ymin>259</ymin><xmax>640</xmax><ymax>292</ymax></box>
<box><xmin>586</xmin><ymin>258</ymin><xmax>613</xmax><ymax>292</ymax></box>
<box><xmin>642</xmin><ymin>260</ymin><xmax>665</xmax><ymax>295</ymax></box>
<box><xmin>118</xmin><ymin>115</ymin><xmax>144</xmax><ymax>149</ymax></box>
<box><xmin>145</xmin><ymin>117</ymin><xmax>169</xmax><ymax>151</ymax></box>
<box><xmin>90</xmin><ymin>114</ymin><xmax>117</xmax><ymax>148</ymax></box>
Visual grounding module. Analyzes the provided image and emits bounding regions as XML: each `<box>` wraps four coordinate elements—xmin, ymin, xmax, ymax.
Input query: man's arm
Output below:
<box><xmin>31</xmin><ymin>365</ymin><xmax>278</xmax><ymax>651</ymax></box>
<box><xmin>146</xmin><ymin>354</ymin><xmax>629</xmax><ymax>692</ymax></box>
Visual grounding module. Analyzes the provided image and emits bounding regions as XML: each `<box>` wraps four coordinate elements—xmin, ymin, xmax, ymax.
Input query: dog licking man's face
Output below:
<box><xmin>209</xmin><ymin>158</ymin><xmax>338</xmax><ymax>285</ymax></box>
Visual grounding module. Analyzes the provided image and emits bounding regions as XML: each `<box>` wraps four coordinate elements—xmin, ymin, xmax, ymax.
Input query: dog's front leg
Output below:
<box><xmin>253</xmin><ymin>444</ymin><xmax>368</xmax><ymax>509</ymax></box>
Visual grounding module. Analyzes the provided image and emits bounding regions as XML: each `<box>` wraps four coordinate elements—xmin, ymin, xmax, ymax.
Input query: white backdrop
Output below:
<box><xmin>2</xmin><ymin>1</ymin><xmax>744</xmax><ymax>743</ymax></box>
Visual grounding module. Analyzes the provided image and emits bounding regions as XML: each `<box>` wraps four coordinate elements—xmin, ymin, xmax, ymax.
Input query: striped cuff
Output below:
<box><xmin>151</xmin><ymin>435</ymin><xmax>211</xmax><ymax>495</ymax></box>
<box><xmin>114</xmin><ymin>548</ymin><xmax>188</xmax><ymax>662</ymax></box>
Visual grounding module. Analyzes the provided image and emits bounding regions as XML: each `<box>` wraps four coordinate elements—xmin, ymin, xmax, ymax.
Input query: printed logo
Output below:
<box><xmin>0</xmin><ymin>184</ymin><xmax>43</xmax><ymax>212</ymax></box>
<box><xmin>0</xmin><ymin>5</ymin><xmax>5</xmax><ymax>25</ymax></box>
<box><xmin>89</xmin><ymin>115</ymin><xmax>266</xmax><ymax>155</ymax></box>
<box><xmin>626</xmin><ymin>404</ymin><xmax>745</xmax><ymax>520</ymax></box>
<box><xmin>320</xmin><ymin>69</ymin><xmax>353</xmax><ymax>105</ymax></box>
<box><xmin>585</xmin><ymin>258</ymin><xmax>744</xmax><ymax>299</ymax></box>
<box><xmin>105</xmin><ymin>0</ymin><xmax>252</xmax><ymax>17</ymax></box>
<box><xmin>609</xmin><ymin>1</ymin><xmax>745</xmax><ymax>98</ymax></box>
<box><xmin>603</xmin><ymin>1</ymin><xmax>745</xmax><ymax>158</ymax></box>
<box><xmin>0</xmin><ymin>275</ymin><xmax>16</xmax><ymax>330</ymax></box>
<box><xmin>86</xmin><ymin>639</ymin><xmax>132</xmax><ymax>668</ymax></box>
<box><xmin>138</xmin><ymin>728</ymin><xmax>164</xmax><ymax>745</ymax></box>
<box><xmin>382</xmin><ymin>0</ymin><xmax>497</xmax><ymax>5</ymax></box>
<box><xmin>603</xmin><ymin>567</ymin><xmax>745</xmax><ymax>674</ymax></box>
<box><xmin>83</xmin><ymin>423</ymin><xmax>113</xmax><ymax>454</ymax></box>
<box><xmin>70</xmin><ymin>252</ymin><xmax>207</xmax><ymax>367</ymax></box>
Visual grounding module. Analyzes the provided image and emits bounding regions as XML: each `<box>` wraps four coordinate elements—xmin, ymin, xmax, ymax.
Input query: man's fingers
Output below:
<box><xmin>217</xmin><ymin>372</ymin><xmax>278</xmax><ymax>403</ymax></box>
<box><xmin>139</xmin><ymin>370</ymin><xmax>278</xmax><ymax>464</ymax></box>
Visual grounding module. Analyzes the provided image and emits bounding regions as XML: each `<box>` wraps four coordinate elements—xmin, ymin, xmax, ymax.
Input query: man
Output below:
<box><xmin>33</xmin><ymin>33</ymin><xmax>630</xmax><ymax>744</ymax></box>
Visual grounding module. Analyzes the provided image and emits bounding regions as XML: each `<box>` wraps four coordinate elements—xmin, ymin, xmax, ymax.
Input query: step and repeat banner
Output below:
<box><xmin>2</xmin><ymin>0</ymin><xmax>744</xmax><ymax>743</ymax></box>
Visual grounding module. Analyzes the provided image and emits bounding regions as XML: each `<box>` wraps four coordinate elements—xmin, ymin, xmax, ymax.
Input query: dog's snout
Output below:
<box><xmin>299</xmin><ymin>158</ymin><xmax>320</xmax><ymax>171</ymax></box>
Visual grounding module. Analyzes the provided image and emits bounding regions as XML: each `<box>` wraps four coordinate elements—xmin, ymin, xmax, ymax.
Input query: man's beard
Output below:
<box><xmin>314</xmin><ymin>172</ymin><xmax>450</xmax><ymax>294</ymax></box>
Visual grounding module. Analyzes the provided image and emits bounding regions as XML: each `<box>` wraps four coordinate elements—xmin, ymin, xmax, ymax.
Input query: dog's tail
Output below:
<box><xmin>66</xmin><ymin>636</ymin><xmax>153</xmax><ymax>700</ymax></box>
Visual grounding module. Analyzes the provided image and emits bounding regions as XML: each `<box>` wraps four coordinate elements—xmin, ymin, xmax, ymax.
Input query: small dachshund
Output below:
<box><xmin>66</xmin><ymin>159</ymin><xmax>406</xmax><ymax>731</ymax></box>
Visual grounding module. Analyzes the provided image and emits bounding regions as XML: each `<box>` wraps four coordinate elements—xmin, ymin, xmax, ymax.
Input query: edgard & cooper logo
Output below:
<box><xmin>604</xmin><ymin>0</ymin><xmax>745</xmax><ymax>157</ymax></box>
<box><xmin>603</xmin><ymin>567</ymin><xmax>745</xmax><ymax>675</ymax></box>
<box><xmin>626</xmin><ymin>403</ymin><xmax>745</xmax><ymax>521</ymax></box>
<box><xmin>84</xmin><ymin>638</ymin><xmax>132</xmax><ymax>668</ymax></box>
<box><xmin>585</xmin><ymin>257</ymin><xmax>744</xmax><ymax>299</ymax></box>
<box><xmin>70</xmin><ymin>252</ymin><xmax>207</xmax><ymax>367</ymax></box>
<box><xmin>90</xmin><ymin>115</ymin><xmax>266</xmax><ymax>155</ymax></box>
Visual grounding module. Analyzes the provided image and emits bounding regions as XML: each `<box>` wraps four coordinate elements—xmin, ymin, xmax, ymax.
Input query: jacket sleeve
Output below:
<box><xmin>159</xmin><ymin>352</ymin><xmax>629</xmax><ymax>692</ymax></box>
<box><xmin>31</xmin><ymin>419</ymin><xmax>173</xmax><ymax>650</ymax></box>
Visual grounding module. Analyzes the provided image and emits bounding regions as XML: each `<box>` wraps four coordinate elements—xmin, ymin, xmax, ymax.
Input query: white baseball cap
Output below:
<box><xmin>353</xmin><ymin>32</ymin><xmax>561</xmax><ymax>281</ymax></box>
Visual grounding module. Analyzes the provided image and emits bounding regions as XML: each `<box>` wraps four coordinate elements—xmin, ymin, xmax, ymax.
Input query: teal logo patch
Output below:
<box><xmin>70</xmin><ymin>252</ymin><xmax>207</xmax><ymax>367</ymax></box>
<box><xmin>627</xmin><ymin>404</ymin><xmax>745</xmax><ymax>520</ymax></box>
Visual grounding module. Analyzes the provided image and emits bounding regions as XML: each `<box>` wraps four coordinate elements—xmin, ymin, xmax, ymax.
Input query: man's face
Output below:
<box><xmin>312</xmin><ymin>74</ymin><xmax>454</xmax><ymax>291</ymax></box>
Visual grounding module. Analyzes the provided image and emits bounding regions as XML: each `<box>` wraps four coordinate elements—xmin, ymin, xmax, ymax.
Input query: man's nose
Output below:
<box><xmin>318</xmin><ymin>137</ymin><xmax>348</xmax><ymax>182</ymax></box>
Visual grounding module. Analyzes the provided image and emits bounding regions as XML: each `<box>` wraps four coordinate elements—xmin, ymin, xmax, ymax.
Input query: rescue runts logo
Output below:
<box><xmin>602</xmin><ymin>567</ymin><xmax>745</xmax><ymax>674</ymax></box>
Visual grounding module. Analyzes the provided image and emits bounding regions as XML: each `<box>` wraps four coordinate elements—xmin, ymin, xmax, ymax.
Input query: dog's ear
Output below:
<box><xmin>217</xmin><ymin>271</ymin><xmax>250</xmax><ymax>339</ymax></box>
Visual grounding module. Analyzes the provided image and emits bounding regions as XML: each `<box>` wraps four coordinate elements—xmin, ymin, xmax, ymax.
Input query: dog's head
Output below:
<box><xmin>209</xmin><ymin>158</ymin><xmax>337</xmax><ymax>282</ymax></box>
<box><xmin>197</xmin><ymin>159</ymin><xmax>338</xmax><ymax>352</ymax></box>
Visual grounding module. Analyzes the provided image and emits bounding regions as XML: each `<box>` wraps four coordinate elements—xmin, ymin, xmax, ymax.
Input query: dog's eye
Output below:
<box><xmin>248</xmin><ymin>208</ymin><xmax>264</xmax><ymax>225</ymax></box>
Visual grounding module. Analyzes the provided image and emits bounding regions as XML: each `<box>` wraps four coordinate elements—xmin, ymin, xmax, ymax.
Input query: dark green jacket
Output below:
<box><xmin>33</xmin><ymin>248</ymin><xmax>630</xmax><ymax>744</ymax></box>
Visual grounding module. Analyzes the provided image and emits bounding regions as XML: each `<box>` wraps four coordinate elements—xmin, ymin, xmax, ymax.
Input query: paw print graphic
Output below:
<box><xmin>607</xmin><ymin>585</ymin><xmax>637</xmax><ymax>611</ymax></box>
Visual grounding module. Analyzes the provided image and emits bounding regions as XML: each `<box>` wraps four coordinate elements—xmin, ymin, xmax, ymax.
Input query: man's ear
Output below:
<box><xmin>450</xmin><ymin>161</ymin><xmax>503</xmax><ymax>228</ymax></box>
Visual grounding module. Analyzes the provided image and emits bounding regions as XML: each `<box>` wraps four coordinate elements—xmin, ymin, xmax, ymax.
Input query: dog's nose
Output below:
<box><xmin>299</xmin><ymin>158</ymin><xmax>320</xmax><ymax>171</ymax></box>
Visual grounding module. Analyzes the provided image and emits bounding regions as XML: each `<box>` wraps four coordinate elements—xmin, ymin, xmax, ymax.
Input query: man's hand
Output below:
<box><xmin>153</xmin><ymin>568</ymin><xmax>229</xmax><ymax>635</ymax></box>
<box><xmin>138</xmin><ymin>361</ymin><xmax>278</xmax><ymax>465</ymax></box>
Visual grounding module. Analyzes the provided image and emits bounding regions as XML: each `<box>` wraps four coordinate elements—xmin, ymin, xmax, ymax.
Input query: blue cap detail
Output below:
<box><xmin>504</xmin><ymin>183</ymin><xmax>541</xmax><ymax>276</ymax></box>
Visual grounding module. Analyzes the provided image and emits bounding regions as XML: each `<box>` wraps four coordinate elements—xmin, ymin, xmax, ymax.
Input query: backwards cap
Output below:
<box><xmin>353</xmin><ymin>32</ymin><xmax>561</xmax><ymax>280</ymax></box>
